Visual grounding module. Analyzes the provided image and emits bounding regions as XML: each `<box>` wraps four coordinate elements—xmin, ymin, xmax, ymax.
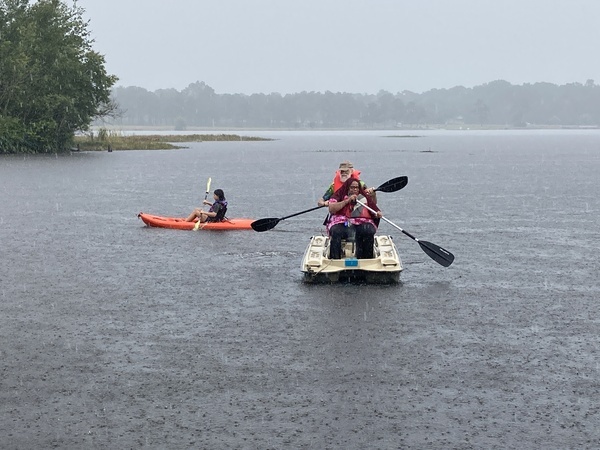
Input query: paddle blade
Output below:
<box><xmin>251</xmin><ymin>218</ymin><xmax>281</xmax><ymax>232</ymax></box>
<box><xmin>204</xmin><ymin>177</ymin><xmax>212</xmax><ymax>201</ymax></box>
<box><xmin>419</xmin><ymin>240</ymin><xmax>455</xmax><ymax>267</ymax></box>
<box><xmin>376</xmin><ymin>176</ymin><xmax>408</xmax><ymax>193</ymax></box>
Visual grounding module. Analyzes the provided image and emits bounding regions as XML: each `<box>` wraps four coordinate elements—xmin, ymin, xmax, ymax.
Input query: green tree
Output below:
<box><xmin>0</xmin><ymin>0</ymin><xmax>117</xmax><ymax>153</ymax></box>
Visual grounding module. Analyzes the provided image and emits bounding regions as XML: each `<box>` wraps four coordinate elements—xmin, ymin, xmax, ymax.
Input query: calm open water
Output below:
<box><xmin>2</xmin><ymin>129</ymin><xmax>600</xmax><ymax>448</ymax></box>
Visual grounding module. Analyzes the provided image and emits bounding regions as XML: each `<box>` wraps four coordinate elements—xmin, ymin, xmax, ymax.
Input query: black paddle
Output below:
<box><xmin>251</xmin><ymin>176</ymin><xmax>408</xmax><ymax>232</ymax></box>
<box><xmin>356</xmin><ymin>199</ymin><xmax>455</xmax><ymax>267</ymax></box>
<box><xmin>322</xmin><ymin>175</ymin><xmax>408</xmax><ymax>225</ymax></box>
<box><xmin>371</xmin><ymin>175</ymin><xmax>408</xmax><ymax>193</ymax></box>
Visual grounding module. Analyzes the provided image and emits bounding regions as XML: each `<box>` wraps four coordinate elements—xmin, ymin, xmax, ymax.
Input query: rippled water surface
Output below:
<box><xmin>2</xmin><ymin>129</ymin><xmax>600</xmax><ymax>448</ymax></box>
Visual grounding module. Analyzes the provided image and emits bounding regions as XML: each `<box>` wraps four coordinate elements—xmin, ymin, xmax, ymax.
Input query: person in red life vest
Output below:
<box><xmin>317</xmin><ymin>161</ymin><xmax>376</xmax><ymax>207</ymax></box>
<box><xmin>185</xmin><ymin>189</ymin><xmax>228</xmax><ymax>223</ymax></box>
<box><xmin>327</xmin><ymin>177</ymin><xmax>382</xmax><ymax>259</ymax></box>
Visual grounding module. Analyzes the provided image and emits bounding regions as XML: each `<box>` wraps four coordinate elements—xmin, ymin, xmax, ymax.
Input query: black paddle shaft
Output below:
<box><xmin>278</xmin><ymin>205</ymin><xmax>325</xmax><ymax>221</ymax></box>
<box><xmin>251</xmin><ymin>176</ymin><xmax>408</xmax><ymax>232</ymax></box>
<box><xmin>321</xmin><ymin>175</ymin><xmax>408</xmax><ymax>225</ymax></box>
<box><xmin>251</xmin><ymin>205</ymin><xmax>325</xmax><ymax>231</ymax></box>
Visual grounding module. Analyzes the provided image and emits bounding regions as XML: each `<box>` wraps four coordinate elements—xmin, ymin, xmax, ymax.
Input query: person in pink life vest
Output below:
<box><xmin>326</xmin><ymin>177</ymin><xmax>382</xmax><ymax>259</ymax></box>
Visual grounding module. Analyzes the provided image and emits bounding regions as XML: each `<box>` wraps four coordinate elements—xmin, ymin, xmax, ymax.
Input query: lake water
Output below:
<box><xmin>2</xmin><ymin>129</ymin><xmax>599</xmax><ymax>448</ymax></box>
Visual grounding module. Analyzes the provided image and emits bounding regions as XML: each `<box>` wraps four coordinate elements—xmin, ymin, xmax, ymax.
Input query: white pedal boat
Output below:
<box><xmin>301</xmin><ymin>234</ymin><xmax>403</xmax><ymax>284</ymax></box>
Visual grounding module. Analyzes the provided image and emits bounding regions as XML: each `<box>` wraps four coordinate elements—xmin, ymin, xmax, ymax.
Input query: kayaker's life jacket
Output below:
<box><xmin>208</xmin><ymin>200</ymin><xmax>228</xmax><ymax>222</ymax></box>
<box><xmin>347</xmin><ymin>195</ymin><xmax>373</xmax><ymax>220</ymax></box>
<box><xmin>332</xmin><ymin>168</ymin><xmax>362</xmax><ymax>194</ymax></box>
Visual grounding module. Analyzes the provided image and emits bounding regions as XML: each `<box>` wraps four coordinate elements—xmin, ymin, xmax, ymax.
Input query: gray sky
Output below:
<box><xmin>76</xmin><ymin>0</ymin><xmax>600</xmax><ymax>94</ymax></box>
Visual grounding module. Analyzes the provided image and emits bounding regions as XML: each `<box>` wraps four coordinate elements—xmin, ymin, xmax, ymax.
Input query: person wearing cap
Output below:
<box><xmin>185</xmin><ymin>189</ymin><xmax>228</xmax><ymax>223</ymax></box>
<box><xmin>317</xmin><ymin>161</ymin><xmax>375</xmax><ymax>207</ymax></box>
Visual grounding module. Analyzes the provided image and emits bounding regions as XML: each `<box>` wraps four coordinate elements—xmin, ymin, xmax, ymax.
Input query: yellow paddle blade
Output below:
<box><xmin>193</xmin><ymin>220</ymin><xmax>201</xmax><ymax>231</ymax></box>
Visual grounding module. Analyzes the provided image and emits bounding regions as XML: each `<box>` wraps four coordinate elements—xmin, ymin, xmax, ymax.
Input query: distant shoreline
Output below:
<box><xmin>73</xmin><ymin>133</ymin><xmax>272</xmax><ymax>151</ymax></box>
<box><xmin>91</xmin><ymin>124</ymin><xmax>599</xmax><ymax>132</ymax></box>
<box><xmin>74</xmin><ymin>124</ymin><xmax>600</xmax><ymax>151</ymax></box>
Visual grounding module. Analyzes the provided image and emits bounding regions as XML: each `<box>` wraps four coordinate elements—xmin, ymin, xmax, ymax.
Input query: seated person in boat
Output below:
<box><xmin>317</xmin><ymin>161</ymin><xmax>376</xmax><ymax>207</ymax></box>
<box><xmin>327</xmin><ymin>178</ymin><xmax>382</xmax><ymax>259</ymax></box>
<box><xmin>185</xmin><ymin>189</ymin><xmax>228</xmax><ymax>223</ymax></box>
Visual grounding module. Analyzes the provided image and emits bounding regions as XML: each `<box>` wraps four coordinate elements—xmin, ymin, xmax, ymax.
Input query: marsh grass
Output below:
<box><xmin>73</xmin><ymin>130</ymin><xmax>271</xmax><ymax>151</ymax></box>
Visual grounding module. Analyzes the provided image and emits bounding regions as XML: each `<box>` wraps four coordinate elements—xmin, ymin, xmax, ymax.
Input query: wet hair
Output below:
<box><xmin>331</xmin><ymin>177</ymin><xmax>379</xmax><ymax>216</ymax></box>
<box><xmin>213</xmin><ymin>189</ymin><xmax>225</xmax><ymax>201</ymax></box>
<box><xmin>332</xmin><ymin>177</ymin><xmax>365</xmax><ymax>201</ymax></box>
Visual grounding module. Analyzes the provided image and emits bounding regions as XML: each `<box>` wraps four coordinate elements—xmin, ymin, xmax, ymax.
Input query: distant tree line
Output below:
<box><xmin>106</xmin><ymin>79</ymin><xmax>600</xmax><ymax>129</ymax></box>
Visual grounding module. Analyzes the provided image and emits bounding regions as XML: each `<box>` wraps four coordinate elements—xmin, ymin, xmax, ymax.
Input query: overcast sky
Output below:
<box><xmin>75</xmin><ymin>0</ymin><xmax>600</xmax><ymax>95</ymax></box>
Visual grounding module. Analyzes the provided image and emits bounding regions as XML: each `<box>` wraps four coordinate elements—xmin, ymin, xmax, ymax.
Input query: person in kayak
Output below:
<box><xmin>185</xmin><ymin>189</ymin><xmax>228</xmax><ymax>223</ymax></box>
<box><xmin>327</xmin><ymin>177</ymin><xmax>382</xmax><ymax>259</ymax></box>
<box><xmin>317</xmin><ymin>161</ymin><xmax>375</xmax><ymax>207</ymax></box>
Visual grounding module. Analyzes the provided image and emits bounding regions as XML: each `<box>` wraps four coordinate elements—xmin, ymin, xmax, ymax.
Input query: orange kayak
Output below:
<box><xmin>138</xmin><ymin>213</ymin><xmax>254</xmax><ymax>230</ymax></box>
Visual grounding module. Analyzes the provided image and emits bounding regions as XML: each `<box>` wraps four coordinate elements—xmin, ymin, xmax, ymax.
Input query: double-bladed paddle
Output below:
<box><xmin>356</xmin><ymin>199</ymin><xmax>455</xmax><ymax>267</ymax></box>
<box><xmin>193</xmin><ymin>177</ymin><xmax>212</xmax><ymax>231</ymax></box>
<box><xmin>251</xmin><ymin>176</ymin><xmax>408</xmax><ymax>232</ymax></box>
